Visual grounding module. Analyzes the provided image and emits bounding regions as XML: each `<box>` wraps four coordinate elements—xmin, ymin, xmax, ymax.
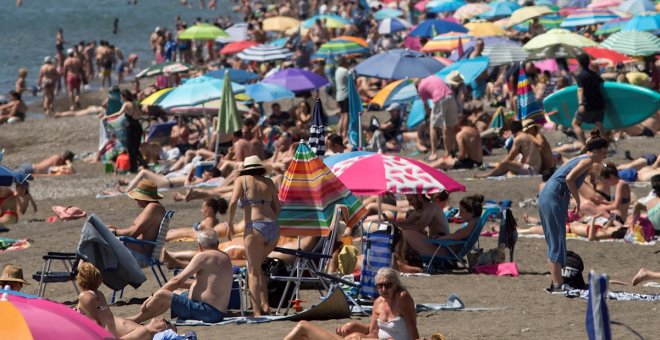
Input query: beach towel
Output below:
<box><xmin>473</xmin><ymin>262</ymin><xmax>520</xmax><ymax>277</ymax></box>
<box><xmin>51</xmin><ymin>206</ymin><xmax>87</xmax><ymax>221</ymax></box>
<box><xmin>353</xmin><ymin>293</ymin><xmax>508</xmax><ymax>314</ymax></box>
<box><xmin>564</xmin><ymin>288</ymin><xmax>660</xmax><ymax>302</ymax></box>
<box><xmin>0</xmin><ymin>237</ymin><xmax>31</xmax><ymax>253</ymax></box>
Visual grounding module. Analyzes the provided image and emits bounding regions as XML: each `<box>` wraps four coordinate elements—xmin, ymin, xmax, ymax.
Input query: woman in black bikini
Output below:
<box><xmin>104</xmin><ymin>90</ymin><xmax>148</xmax><ymax>173</ymax></box>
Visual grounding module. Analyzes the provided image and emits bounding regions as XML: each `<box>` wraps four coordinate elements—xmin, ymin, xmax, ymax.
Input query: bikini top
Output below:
<box><xmin>0</xmin><ymin>193</ymin><xmax>18</xmax><ymax>217</ymax></box>
<box><xmin>237</xmin><ymin>176</ymin><xmax>271</xmax><ymax>209</ymax></box>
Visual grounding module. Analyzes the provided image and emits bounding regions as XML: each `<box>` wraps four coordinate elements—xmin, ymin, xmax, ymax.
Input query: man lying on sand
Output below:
<box><xmin>13</xmin><ymin>150</ymin><xmax>75</xmax><ymax>176</ymax></box>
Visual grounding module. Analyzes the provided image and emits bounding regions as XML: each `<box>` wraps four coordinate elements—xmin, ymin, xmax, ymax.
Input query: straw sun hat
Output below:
<box><xmin>127</xmin><ymin>179</ymin><xmax>163</xmax><ymax>202</ymax></box>
<box><xmin>446</xmin><ymin>70</ymin><xmax>464</xmax><ymax>87</ymax></box>
<box><xmin>237</xmin><ymin>155</ymin><xmax>266</xmax><ymax>174</ymax></box>
<box><xmin>522</xmin><ymin>118</ymin><xmax>539</xmax><ymax>132</ymax></box>
<box><xmin>0</xmin><ymin>265</ymin><xmax>30</xmax><ymax>285</ymax></box>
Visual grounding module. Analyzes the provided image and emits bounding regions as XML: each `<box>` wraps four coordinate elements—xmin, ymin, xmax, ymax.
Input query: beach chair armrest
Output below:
<box><xmin>42</xmin><ymin>252</ymin><xmax>78</xmax><ymax>261</ymax></box>
<box><xmin>119</xmin><ymin>236</ymin><xmax>157</xmax><ymax>247</ymax></box>
<box><xmin>273</xmin><ymin>247</ymin><xmax>332</xmax><ymax>260</ymax></box>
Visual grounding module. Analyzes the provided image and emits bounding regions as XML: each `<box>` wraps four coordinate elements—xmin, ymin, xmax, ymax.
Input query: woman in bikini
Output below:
<box><xmin>13</xmin><ymin>181</ymin><xmax>37</xmax><ymax>216</ymax></box>
<box><xmin>227</xmin><ymin>155</ymin><xmax>280</xmax><ymax>316</ymax></box>
<box><xmin>117</xmin><ymin>165</ymin><xmax>222</xmax><ymax>194</ymax></box>
<box><xmin>166</xmin><ymin>198</ymin><xmax>232</xmax><ymax>242</ymax></box>
<box><xmin>285</xmin><ymin>267</ymin><xmax>420</xmax><ymax>340</ymax></box>
<box><xmin>516</xmin><ymin>214</ymin><xmax>627</xmax><ymax>241</ymax></box>
<box><xmin>0</xmin><ymin>186</ymin><xmax>19</xmax><ymax>225</ymax></box>
<box><xmin>599</xmin><ymin>163</ymin><xmax>632</xmax><ymax>223</ymax></box>
<box><xmin>75</xmin><ymin>262</ymin><xmax>173</xmax><ymax>340</ymax></box>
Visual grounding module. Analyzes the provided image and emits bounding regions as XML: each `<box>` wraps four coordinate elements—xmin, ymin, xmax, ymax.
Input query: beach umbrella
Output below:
<box><xmin>262</xmin><ymin>68</ymin><xmax>330</xmax><ymax>92</ymax></box>
<box><xmin>313</xmin><ymin>40</ymin><xmax>369</xmax><ymax>59</ymax></box>
<box><xmin>236</xmin><ymin>44</ymin><xmax>294</xmax><ymax>62</ymax></box>
<box><xmin>516</xmin><ymin>66</ymin><xmax>544</xmax><ymax>122</ymax></box>
<box><xmin>0</xmin><ymin>290</ymin><xmax>115</xmax><ymax>339</ymax></box>
<box><xmin>406</xmin><ymin>98</ymin><xmax>431</xmax><ymax>130</ymax></box>
<box><xmin>219</xmin><ymin>40</ymin><xmax>259</xmax><ymax>55</ymax></box>
<box><xmin>448</xmin><ymin>36</ymin><xmax>521</xmax><ymax>60</ymax></box>
<box><xmin>334</xmin><ymin>36</ymin><xmax>368</xmax><ymax>46</ymax></box>
<box><xmin>479</xmin><ymin>1</ymin><xmax>522</xmax><ymax>19</ymax></box>
<box><xmin>560</xmin><ymin>9</ymin><xmax>619</xmax><ymax>27</ymax></box>
<box><xmin>178</xmin><ymin>23</ymin><xmax>228</xmax><ymax>40</ymax></box>
<box><xmin>244</xmin><ymin>83</ymin><xmax>295</xmax><ymax>102</ymax></box>
<box><xmin>269</xmin><ymin>37</ymin><xmax>289</xmax><ymax>47</ymax></box>
<box><xmin>508</xmin><ymin>6</ymin><xmax>555</xmax><ymax>26</ymax></box>
<box><xmin>374</xmin><ymin>8</ymin><xmax>404</xmax><ymax>20</ymax></box>
<box><xmin>168</xmin><ymin>98</ymin><xmax>250</xmax><ymax>116</ymax></box>
<box><xmin>204</xmin><ymin>68</ymin><xmax>259</xmax><ymax>84</ymax></box>
<box><xmin>408</xmin><ymin>19</ymin><xmax>468</xmax><ymax>37</ymax></box>
<box><xmin>586</xmin><ymin>271</ymin><xmax>612</xmax><ymax>340</ymax></box>
<box><xmin>588</xmin><ymin>0</ymin><xmax>624</xmax><ymax>8</ymax></box>
<box><xmin>135</xmin><ymin>61</ymin><xmax>191</xmax><ymax>78</ymax></box>
<box><xmin>329</xmin><ymin>153</ymin><xmax>466</xmax><ymax>195</ymax></box>
<box><xmin>437</xmin><ymin>56</ymin><xmax>490</xmax><ymax>85</ymax></box>
<box><xmin>347</xmin><ymin>73</ymin><xmax>364</xmax><ymax>148</ymax></box>
<box><xmin>302</xmin><ymin>14</ymin><xmax>352</xmax><ymax>28</ymax></box>
<box><xmin>427</xmin><ymin>0</ymin><xmax>466</xmax><ymax>13</ymax></box>
<box><xmin>214</xmin><ymin>71</ymin><xmax>241</xmax><ymax>162</ymax></box>
<box><xmin>378</xmin><ymin>17</ymin><xmax>412</xmax><ymax>34</ymax></box>
<box><xmin>489</xmin><ymin>108</ymin><xmax>506</xmax><ymax>129</ymax></box>
<box><xmin>308</xmin><ymin>98</ymin><xmax>328</xmax><ymax>157</ymax></box>
<box><xmin>216</xmin><ymin>23</ymin><xmax>249</xmax><ymax>43</ymax></box>
<box><xmin>595</xmin><ymin>18</ymin><xmax>629</xmax><ymax>34</ymax></box>
<box><xmin>323</xmin><ymin>151</ymin><xmax>375</xmax><ymax>168</ymax></box>
<box><xmin>483</xmin><ymin>43</ymin><xmax>530</xmax><ymax>66</ymax></box>
<box><xmin>583</xmin><ymin>46</ymin><xmax>633</xmax><ymax>65</ymax></box>
<box><xmin>415</xmin><ymin>0</ymin><xmax>431</xmax><ymax>11</ymax></box>
<box><xmin>454</xmin><ymin>3</ymin><xmax>492</xmax><ymax>20</ymax></box>
<box><xmin>277</xmin><ymin>143</ymin><xmax>367</xmax><ymax>237</ymax></box>
<box><xmin>465</xmin><ymin>21</ymin><xmax>508</xmax><ymax>36</ymax></box>
<box><xmin>421</xmin><ymin>32</ymin><xmax>473</xmax><ymax>52</ymax></box>
<box><xmin>158</xmin><ymin>77</ymin><xmax>244</xmax><ymax>109</ymax></box>
<box><xmin>139</xmin><ymin>87</ymin><xmax>173</xmax><ymax>106</ymax></box>
<box><xmin>354</xmin><ymin>48</ymin><xmax>446</xmax><ymax>80</ymax></box>
<box><xmin>524</xmin><ymin>28</ymin><xmax>598</xmax><ymax>50</ymax></box>
<box><xmin>370</xmin><ymin>79</ymin><xmax>413</xmax><ymax>108</ymax></box>
<box><xmin>617</xmin><ymin>0</ymin><xmax>655</xmax><ymax>14</ymax></box>
<box><xmin>0</xmin><ymin>166</ymin><xmax>29</xmax><ymax>186</ymax></box>
<box><xmin>262</xmin><ymin>16</ymin><xmax>301</xmax><ymax>32</ymax></box>
<box><xmin>527</xmin><ymin>44</ymin><xmax>585</xmax><ymax>59</ymax></box>
<box><xmin>600</xmin><ymin>30</ymin><xmax>660</xmax><ymax>56</ymax></box>
<box><xmin>403</xmin><ymin>34</ymin><xmax>423</xmax><ymax>50</ymax></box>
<box><xmin>621</xmin><ymin>13</ymin><xmax>660</xmax><ymax>32</ymax></box>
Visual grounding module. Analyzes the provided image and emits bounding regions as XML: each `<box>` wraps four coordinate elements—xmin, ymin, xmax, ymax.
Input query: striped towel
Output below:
<box><xmin>360</xmin><ymin>232</ymin><xmax>393</xmax><ymax>299</ymax></box>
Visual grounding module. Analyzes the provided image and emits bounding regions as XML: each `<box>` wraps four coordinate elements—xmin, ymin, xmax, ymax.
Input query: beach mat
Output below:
<box><xmin>564</xmin><ymin>288</ymin><xmax>660</xmax><ymax>302</ymax></box>
<box><xmin>352</xmin><ymin>294</ymin><xmax>508</xmax><ymax>314</ymax></box>
<box><xmin>175</xmin><ymin>287</ymin><xmax>350</xmax><ymax>326</ymax></box>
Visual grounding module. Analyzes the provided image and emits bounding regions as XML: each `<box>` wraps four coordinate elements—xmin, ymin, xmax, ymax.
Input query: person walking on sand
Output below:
<box><xmin>416</xmin><ymin>75</ymin><xmax>457</xmax><ymax>161</ymax></box>
<box><xmin>572</xmin><ymin>54</ymin><xmax>606</xmax><ymax>149</ymax></box>
<box><xmin>38</xmin><ymin>56</ymin><xmax>58</xmax><ymax>116</ymax></box>
<box><xmin>539</xmin><ymin>129</ymin><xmax>609</xmax><ymax>293</ymax></box>
<box><xmin>63</xmin><ymin>48</ymin><xmax>84</xmax><ymax>110</ymax></box>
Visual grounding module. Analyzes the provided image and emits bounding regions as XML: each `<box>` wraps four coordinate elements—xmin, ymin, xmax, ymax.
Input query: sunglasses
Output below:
<box><xmin>376</xmin><ymin>282</ymin><xmax>393</xmax><ymax>289</ymax></box>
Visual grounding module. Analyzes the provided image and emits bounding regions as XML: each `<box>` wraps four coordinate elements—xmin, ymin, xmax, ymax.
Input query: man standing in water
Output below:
<box><xmin>38</xmin><ymin>57</ymin><xmax>58</xmax><ymax>116</ymax></box>
<box><xmin>63</xmin><ymin>48</ymin><xmax>84</xmax><ymax>110</ymax></box>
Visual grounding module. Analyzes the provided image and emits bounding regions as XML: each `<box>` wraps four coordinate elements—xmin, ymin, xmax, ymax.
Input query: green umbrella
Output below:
<box><xmin>214</xmin><ymin>71</ymin><xmax>241</xmax><ymax>162</ymax></box>
<box><xmin>600</xmin><ymin>30</ymin><xmax>660</xmax><ymax>57</ymax></box>
<box><xmin>178</xmin><ymin>23</ymin><xmax>229</xmax><ymax>40</ymax></box>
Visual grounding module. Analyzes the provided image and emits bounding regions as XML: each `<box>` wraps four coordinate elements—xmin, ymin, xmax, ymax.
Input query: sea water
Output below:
<box><xmin>0</xmin><ymin>0</ymin><xmax>238</xmax><ymax>99</ymax></box>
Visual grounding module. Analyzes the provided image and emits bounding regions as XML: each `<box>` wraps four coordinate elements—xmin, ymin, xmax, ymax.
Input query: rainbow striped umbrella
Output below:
<box><xmin>313</xmin><ymin>39</ymin><xmax>369</xmax><ymax>59</ymax></box>
<box><xmin>421</xmin><ymin>32</ymin><xmax>473</xmax><ymax>52</ymax></box>
<box><xmin>516</xmin><ymin>66</ymin><xmax>544</xmax><ymax>122</ymax></box>
<box><xmin>370</xmin><ymin>79</ymin><xmax>417</xmax><ymax>108</ymax></box>
<box><xmin>278</xmin><ymin>143</ymin><xmax>367</xmax><ymax>237</ymax></box>
<box><xmin>560</xmin><ymin>9</ymin><xmax>619</xmax><ymax>27</ymax></box>
<box><xmin>595</xmin><ymin>18</ymin><xmax>629</xmax><ymax>34</ymax></box>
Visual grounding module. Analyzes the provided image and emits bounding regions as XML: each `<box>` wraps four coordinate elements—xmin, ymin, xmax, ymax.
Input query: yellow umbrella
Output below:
<box><xmin>263</xmin><ymin>16</ymin><xmax>301</xmax><ymax>32</ymax></box>
<box><xmin>140</xmin><ymin>88</ymin><xmax>173</xmax><ymax>106</ymax></box>
<box><xmin>523</xmin><ymin>28</ymin><xmax>598</xmax><ymax>50</ymax></box>
<box><xmin>370</xmin><ymin>79</ymin><xmax>406</xmax><ymax>108</ymax></box>
<box><xmin>508</xmin><ymin>6</ymin><xmax>554</xmax><ymax>26</ymax></box>
<box><xmin>465</xmin><ymin>21</ymin><xmax>508</xmax><ymax>37</ymax></box>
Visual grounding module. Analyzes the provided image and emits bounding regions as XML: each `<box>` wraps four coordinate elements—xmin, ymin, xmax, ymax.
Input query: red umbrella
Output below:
<box><xmin>583</xmin><ymin>47</ymin><xmax>633</xmax><ymax>65</ymax></box>
<box><xmin>220</xmin><ymin>40</ymin><xmax>259</xmax><ymax>55</ymax></box>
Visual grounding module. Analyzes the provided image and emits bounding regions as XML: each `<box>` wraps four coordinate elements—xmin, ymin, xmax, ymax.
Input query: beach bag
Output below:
<box><xmin>624</xmin><ymin>217</ymin><xmax>654</xmax><ymax>243</ymax></box>
<box><xmin>562</xmin><ymin>251</ymin><xmax>587</xmax><ymax>289</ymax></box>
<box><xmin>337</xmin><ymin>244</ymin><xmax>359</xmax><ymax>275</ymax></box>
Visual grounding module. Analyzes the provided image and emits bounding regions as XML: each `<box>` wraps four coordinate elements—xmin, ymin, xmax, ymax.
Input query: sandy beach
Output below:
<box><xmin>1</xmin><ymin>97</ymin><xmax>658</xmax><ymax>339</ymax></box>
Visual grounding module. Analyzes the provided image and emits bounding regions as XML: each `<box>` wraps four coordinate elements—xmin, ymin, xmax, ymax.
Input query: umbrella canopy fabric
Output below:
<box><xmin>483</xmin><ymin>43</ymin><xmax>530</xmax><ymax>66</ymax></box>
<box><xmin>302</xmin><ymin>14</ymin><xmax>352</xmax><ymax>28</ymax></box>
<box><xmin>479</xmin><ymin>1</ymin><xmax>522</xmax><ymax>19</ymax></box>
<box><xmin>216</xmin><ymin>71</ymin><xmax>241</xmax><ymax>135</ymax></box>
<box><xmin>508</xmin><ymin>5</ymin><xmax>555</xmax><ymax>26</ymax></box>
<box><xmin>244</xmin><ymin>83</ymin><xmax>295</xmax><ymax>102</ymax></box>
<box><xmin>354</xmin><ymin>49</ymin><xmax>446</xmax><ymax>80</ymax></box>
<box><xmin>600</xmin><ymin>30</ymin><xmax>660</xmax><ymax>56</ymax></box>
<box><xmin>618</xmin><ymin>0</ymin><xmax>655</xmax><ymax>14</ymax></box>
<box><xmin>262</xmin><ymin>16</ymin><xmax>301</xmax><ymax>32</ymax></box>
<box><xmin>204</xmin><ymin>68</ymin><xmax>259</xmax><ymax>84</ymax></box>
<box><xmin>323</xmin><ymin>151</ymin><xmax>375</xmax><ymax>168</ymax></box>
<box><xmin>236</xmin><ymin>44</ymin><xmax>294</xmax><ymax>62</ymax></box>
<box><xmin>0</xmin><ymin>290</ymin><xmax>115</xmax><ymax>339</ymax></box>
<box><xmin>454</xmin><ymin>3</ymin><xmax>492</xmax><ymax>20</ymax></box>
<box><xmin>313</xmin><ymin>40</ymin><xmax>369</xmax><ymax>59</ymax></box>
<box><xmin>582</xmin><ymin>46</ymin><xmax>633</xmax><ymax>65</ymax></box>
<box><xmin>588</xmin><ymin>0</ymin><xmax>624</xmax><ymax>8</ymax></box>
<box><xmin>329</xmin><ymin>154</ymin><xmax>466</xmax><ymax>195</ymax></box>
<box><xmin>139</xmin><ymin>87</ymin><xmax>173</xmax><ymax>106</ymax></box>
<box><xmin>427</xmin><ymin>0</ymin><xmax>466</xmax><ymax>13</ymax></box>
<box><xmin>0</xmin><ymin>165</ymin><xmax>28</xmax><ymax>186</ymax></box>
<box><xmin>437</xmin><ymin>56</ymin><xmax>490</xmax><ymax>85</ymax></box>
<box><xmin>216</xmin><ymin>23</ymin><xmax>249</xmax><ymax>43</ymax></box>
<box><xmin>334</xmin><ymin>36</ymin><xmax>368</xmax><ymax>46</ymax></box>
<box><xmin>374</xmin><ymin>8</ymin><xmax>404</xmax><ymax>20</ymax></box>
<box><xmin>524</xmin><ymin>28</ymin><xmax>598</xmax><ymax>49</ymax></box>
<box><xmin>378</xmin><ymin>17</ymin><xmax>412</xmax><ymax>34</ymax></box>
<box><xmin>516</xmin><ymin>67</ymin><xmax>544</xmax><ymax>122</ymax></box>
<box><xmin>408</xmin><ymin>19</ymin><xmax>468</xmax><ymax>37</ymax></box>
<box><xmin>308</xmin><ymin>98</ymin><xmax>328</xmax><ymax>157</ymax></box>
<box><xmin>135</xmin><ymin>61</ymin><xmax>191</xmax><ymax>78</ymax></box>
<box><xmin>158</xmin><ymin>77</ymin><xmax>244</xmax><ymax>109</ymax></box>
<box><xmin>178</xmin><ymin>23</ymin><xmax>228</xmax><ymax>40</ymax></box>
<box><xmin>262</xmin><ymin>68</ymin><xmax>330</xmax><ymax>92</ymax></box>
<box><xmin>277</xmin><ymin>143</ymin><xmax>367</xmax><ymax>237</ymax></box>
<box><xmin>560</xmin><ymin>9</ymin><xmax>619</xmax><ymax>27</ymax></box>
<box><xmin>621</xmin><ymin>13</ymin><xmax>660</xmax><ymax>32</ymax></box>
<box><xmin>527</xmin><ymin>44</ymin><xmax>585</xmax><ymax>59</ymax></box>
<box><xmin>465</xmin><ymin>21</ymin><xmax>508</xmax><ymax>36</ymax></box>
<box><xmin>347</xmin><ymin>73</ymin><xmax>364</xmax><ymax>148</ymax></box>
<box><xmin>421</xmin><ymin>33</ymin><xmax>472</xmax><ymax>52</ymax></box>
<box><xmin>220</xmin><ymin>40</ymin><xmax>259</xmax><ymax>55</ymax></box>
<box><xmin>370</xmin><ymin>79</ymin><xmax>413</xmax><ymax>108</ymax></box>
<box><xmin>595</xmin><ymin>18</ymin><xmax>629</xmax><ymax>35</ymax></box>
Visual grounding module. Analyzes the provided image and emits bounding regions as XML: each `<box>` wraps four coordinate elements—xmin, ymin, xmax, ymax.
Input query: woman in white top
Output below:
<box><xmin>284</xmin><ymin>268</ymin><xmax>420</xmax><ymax>340</ymax></box>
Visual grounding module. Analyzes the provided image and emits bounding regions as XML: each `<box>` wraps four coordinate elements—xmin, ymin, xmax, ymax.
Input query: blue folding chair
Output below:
<box><xmin>359</xmin><ymin>222</ymin><xmax>395</xmax><ymax>299</ymax></box>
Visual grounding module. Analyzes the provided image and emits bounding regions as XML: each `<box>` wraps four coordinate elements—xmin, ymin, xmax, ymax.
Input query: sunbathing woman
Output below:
<box><xmin>119</xmin><ymin>165</ymin><xmax>222</xmax><ymax>193</ymax></box>
<box><xmin>75</xmin><ymin>262</ymin><xmax>173</xmax><ymax>340</ymax></box>
<box><xmin>166</xmin><ymin>198</ymin><xmax>233</xmax><ymax>242</ymax></box>
<box><xmin>284</xmin><ymin>267</ymin><xmax>420</xmax><ymax>340</ymax></box>
<box><xmin>516</xmin><ymin>214</ymin><xmax>627</xmax><ymax>241</ymax></box>
<box><xmin>599</xmin><ymin>163</ymin><xmax>632</xmax><ymax>222</ymax></box>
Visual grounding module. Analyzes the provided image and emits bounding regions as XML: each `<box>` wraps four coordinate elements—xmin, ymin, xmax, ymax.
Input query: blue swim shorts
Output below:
<box><xmin>171</xmin><ymin>291</ymin><xmax>225</xmax><ymax>323</ymax></box>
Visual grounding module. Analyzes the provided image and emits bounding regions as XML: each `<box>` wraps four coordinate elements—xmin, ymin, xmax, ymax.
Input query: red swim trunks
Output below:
<box><xmin>66</xmin><ymin>74</ymin><xmax>81</xmax><ymax>92</ymax></box>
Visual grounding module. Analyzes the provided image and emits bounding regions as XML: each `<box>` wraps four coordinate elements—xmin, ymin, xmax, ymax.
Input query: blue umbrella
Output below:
<box><xmin>621</xmin><ymin>13</ymin><xmax>660</xmax><ymax>32</ymax></box>
<box><xmin>244</xmin><ymin>83</ymin><xmax>295</xmax><ymax>102</ymax></box>
<box><xmin>378</xmin><ymin>17</ymin><xmax>412</xmax><ymax>34</ymax></box>
<box><xmin>560</xmin><ymin>9</ymin><xmax>618</xmax><ymax>28</ymax></box>
<box><xmin>308</xmin><ymin>98</ymin><xmax>328</xmax><ymax>157</ymax></box>
<box><xmin>374</xmin><ymin>8</ymin><xmax>404</xmax><ymax>20</ymax></box>
<box><xmin>323</xmin><ymin>151</ymin><xmax>374</xmax><ymax>167</ymax></box>
<box><xmin>159</xmin><ymin>77</ymin><xmax>245</xmax><ymax>109</ymax></box>
<box><xmin>269</xmin><ymin>37</ymin><xmax>289</xmax><ymax>47</ymax></box>
<box><xmin>347</xmin><ymin>73</ymin><xmax>363</xmax><ymax>148</ymax></box>
<box><xmin>437</xmin><ymin>56</ymin><xmax>490</xmax><ymax>86</ymax></box>
<box><xmin>409</xmin><ymin>19</ymin><xmax>468</xmax><ymax>37</ymax></box>
<box><xmin>406</xmin><ymin>99</ymin><xmax>432</xmax><ymax>130</ymax></box>
<box><xmin>204</xmin><ymin>68</ymin><xmax>259</xmax><ymax>84</ymax></box>
<box><xmin>618</xmin><ymin>0</ymin><xmax>655</xmax><ymax>14</ymax></box>
<box><xmin>384</xmin><ymin>80</ymin><xmax>418</xmax><ymax>107</ymax></box>
<box><xmin>535</xmin><ymin>0</ymin><xmax>555</xmax><ymax>5</ymax></box>
<box><xmin>0</xmin><ymin>165</ymin><xmax>29</xmax><ymax>186</ymax></box>
<box><xmin>586</xmin><ymin>271</ymin><xmax>611</xmax><ymax>340</ymax></box>
<box><xmin>427</xmin><ymin>0</ymin><xmax>466</xmax><ymax>14</ymax></box>
<box><xmin>355</xmin><ymin>49</ymin><xmax>446</xmax><ymax>80</ymax></box>
<box><xmin>479</xmin><ymin>1</ymin><xmax>522</xmax><ymax>19</ymax></box>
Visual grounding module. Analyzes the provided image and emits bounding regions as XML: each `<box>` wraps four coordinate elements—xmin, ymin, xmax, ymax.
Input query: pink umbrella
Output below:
<box><xmin>533</xmin><ymin>59</ymin><xmax>578</xmax><ymax>73</ymax></box>
<box><xmin>404</xmin><ymin>34</ymin><xmax>422</xmax><ymax>50</ymax></box>
<box><xmin>329</xmin><ymin>154</ymin><xmax>465</xmax><ymax>195</ymax></box>
<box><xmin>415</xmin><ymin>0</ymin><xmax>429</xmax><ymax>11</ymax></box>
<box><xmin>588</xmin><ymin>0</ymin><xmax>623</xmax><ymax>8</ymax></box>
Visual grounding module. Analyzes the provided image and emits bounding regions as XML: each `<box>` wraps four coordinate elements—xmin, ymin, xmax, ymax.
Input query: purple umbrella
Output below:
<box><xmin>262</xmin><ymin>68</ymin><xmax>330</xmax><ymax>92</ymax></box>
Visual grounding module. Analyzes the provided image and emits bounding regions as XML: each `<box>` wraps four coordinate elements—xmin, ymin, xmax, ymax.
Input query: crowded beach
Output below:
<box><xmin>1</xmin><ymin>0</ymin><xmax>660</xmax><ymax>339</ymax></box>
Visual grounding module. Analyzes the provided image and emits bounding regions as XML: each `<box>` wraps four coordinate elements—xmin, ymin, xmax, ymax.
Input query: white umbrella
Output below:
<box><xmin>236</xmin><ymin>44</ymin><xmax>295</xmax><ymax>62</ymax></box>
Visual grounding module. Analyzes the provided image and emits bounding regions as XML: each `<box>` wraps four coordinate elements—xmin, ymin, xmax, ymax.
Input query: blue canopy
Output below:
<box><xmin>244</xmin><ymin>83</ymin><xmax>295</xmax><ymax>102</ymax></box>
<box><xmin>408</xmin><ymin>19</ymin><xmax>468</xmax><ymax>37</ymax></box>
<box><xmin>437</xmin><ymin>56</ymin><xmax>490</xmax><ymax>86</ymax></box>
<box><xmin>354</xmin><ymin>49</ymin><xmax>446</xmax><ymax>80</ymax></box>
<box><xmin>204</xmin><ymin>68</ymin><xmax>259</xmax><ymax>84</ymax></box>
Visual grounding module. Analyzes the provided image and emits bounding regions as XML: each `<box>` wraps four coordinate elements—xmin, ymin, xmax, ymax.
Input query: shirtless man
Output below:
<box><xmin>99</xmin><ymin>41</ymin><xmax>115</xmax><ymax>88</ymax></box>
<box><xmin>429</xmin><ymin>116</ymin><xmax>483</xmax><ymax>170</ymax></box>
<box><xmin>476</xmin><ymin>120</ymin><xmax>542</xmax><ymax>178</ymax></box>
<box><xmin>522</xmin><ymin>119</ymin><xmax>556</xmax><ymax>172</ymax></box>
<box><xmin>108</xmin><ymin>179</ymin><xmax>166</xmax><ymax>266</ymax></box>
<box><xmin>63</xmin><ymin>49</ymin><xmax>84</xmax><ymax>110</ymax></box>
<box><xmin>266</xmin><ymin>133</ymin><xmax>294</xmax><ymax>174</ymax></box>
<box><xmin>397</xmin><ymin>194</ymin><xmax>451</xmax><ymax>254</ymax></box>
<box><xmin>14</xmin><ymin>151</ymin><xmax>75</xmax><ymax>176</ymax></box>
<box><xmin>38</xmin><ymin>57</ymin><xmax>58</xmax><ymax>116</ymax></box>
<box><xmin>127</xmin><ymin>229</ymin><xmax>232</xmax><ymax>324</ymax></box>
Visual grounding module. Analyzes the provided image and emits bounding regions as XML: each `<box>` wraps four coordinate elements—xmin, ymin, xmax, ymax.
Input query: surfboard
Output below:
<box><xmin>543</xmin><ymin>82</ymin><xmax>660</xmax><ymax>130</ymax></box>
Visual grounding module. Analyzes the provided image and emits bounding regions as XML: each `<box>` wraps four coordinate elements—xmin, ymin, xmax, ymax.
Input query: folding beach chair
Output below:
<box><xmin>424</xmin><ymin>206</ymin><xmax>501</xmax><ymax>273</ymax></box>
<box><xmin>359</xmin><ymin>221</ymin><xmax>395</xmax><ymax>299</ymax></box>
<box><xmin>32</xmin><ymin>252</ymin><xmax>81</xmax><ymax>298</ymax></box>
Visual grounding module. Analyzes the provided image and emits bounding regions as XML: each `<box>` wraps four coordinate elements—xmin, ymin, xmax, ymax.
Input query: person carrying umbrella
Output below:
<box><xmin>572</xmin><ymin>54</ymin><xmax>607</xmax><ymax>151</ymax></box>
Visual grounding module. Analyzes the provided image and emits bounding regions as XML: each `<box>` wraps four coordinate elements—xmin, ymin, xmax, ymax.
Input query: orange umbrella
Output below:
<box><xmin>220</xmin><ymin>40</ymin><xmax>259</xmax><ymax>55</ymax></box>
<box><xmin>333</xmin><ymin>36</ymin><xmax>368</xmax><ymax>47</ymax></box>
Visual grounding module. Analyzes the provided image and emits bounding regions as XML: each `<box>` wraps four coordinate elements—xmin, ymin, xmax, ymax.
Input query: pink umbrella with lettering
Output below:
<box><xmin>329</xmin><ymin>153</ymin><xmax>465</xmax><ymax>195</ymax></box>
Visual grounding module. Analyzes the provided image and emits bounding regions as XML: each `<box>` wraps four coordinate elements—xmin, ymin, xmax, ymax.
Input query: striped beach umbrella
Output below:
<box><xmin>453</xmin><ymin>3</ymin><xmax>492</xmax><ymax>20</ymax></box>
<box><xmin>621</xmin><ymin>13</ymin><xmax>660</xmax><ymax>32</ymax></box>
<box><xmin>302</xmin><ymin>14</ymin><xmax>353</xmax><ymax>29</ymax></box>
<box><xmin>483</xmin><ymin>44</ymin><xmax>530</xmax><ymax>66</ymax></box>
<box><xmin>236</xmin><ymin>44</ymin><xmax>294</xmax><ymax>62</ymax></box>
<box><xmin>277</xmin><ymin>143</ymin><xmax>367</xmax><ymax>237</ymax></box>
<box><xmin>595</xmin><ymin>18</ymin><xmax>629</xmax><ymax>35</ymax></box>
<box><xmin>586</xmin><ymin>271</ymin><xmax>612</xmax><ymax>340</ymax></box>
<box><xmin>600</xmin><ymin>30</ymin><xmax>660</xmax><ymax>56</ymax></box>
<box><xmin>313</xmin><ymin>40</ymin><xmax>369</xmax><ymax>59</ymax></box>
<box><xmin>139</xmin><ymin>87</ymin><xmax>173</xmax><ymax>106</ymax></box>
<box><xmin>370</xmin><ymin>79</ymin><xmax>417</xmax><ymax>108</ymax></box>
<box><xmin>378</xmin><ymin>17</ymin><xmax>412</xmax><ymax>34</ymax></box>
<box><xmin>479</xmin><ymin>1</ymin><xmax>522</xmax><ymax>19</ymax></box>
<box><xmin>421</xmin><ymin>32</ymin><xmax>473</xmax><ymax>52</ymax></box>
<box><xmin>308</xmin><ymin>98</ymin><xmax>327</xmax><ymax>157</ymax></box>
<box><xmin>516</xmin><ymin>66</ymin><xmax>544</xmax><ymax>122</ymax></box>
<box><xmin>560</xmin><ymin>9</ymin><xmax>619</xmax><ymax>28</ymax></box>
<box><xmin>333</xmin><ymin>36</ymin><xmax>368</xmax><ymax>47</ymax></box>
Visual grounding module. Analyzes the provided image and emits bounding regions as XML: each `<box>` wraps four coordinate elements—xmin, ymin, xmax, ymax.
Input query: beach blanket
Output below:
<box><xmin>467</xmin><ymin>174</ymin><xmax>542</xmax><ymax>181</ymax></box>
<box><xmin>564</xmin><ymin>288</ymin><xmax>660</xmax><ymax>302</ymax></box>
<box><xmin>354</xmin><ymin>293</ymin><xmax>508</xmax><ymax>314</ymax></box>
<box><xmin>51</xmin><ymin>206</ymin><xmax>87</xmax><ymax>221</ymax></box>
<box><xmin>0</xmin><ymin>237</ymin><xmax>31</xmax><ymax>253</ymax></box>
<box><xmin>473</xmin><ymin>262</ymin><xmax>520</xmax><ymax>277</ymax></box>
